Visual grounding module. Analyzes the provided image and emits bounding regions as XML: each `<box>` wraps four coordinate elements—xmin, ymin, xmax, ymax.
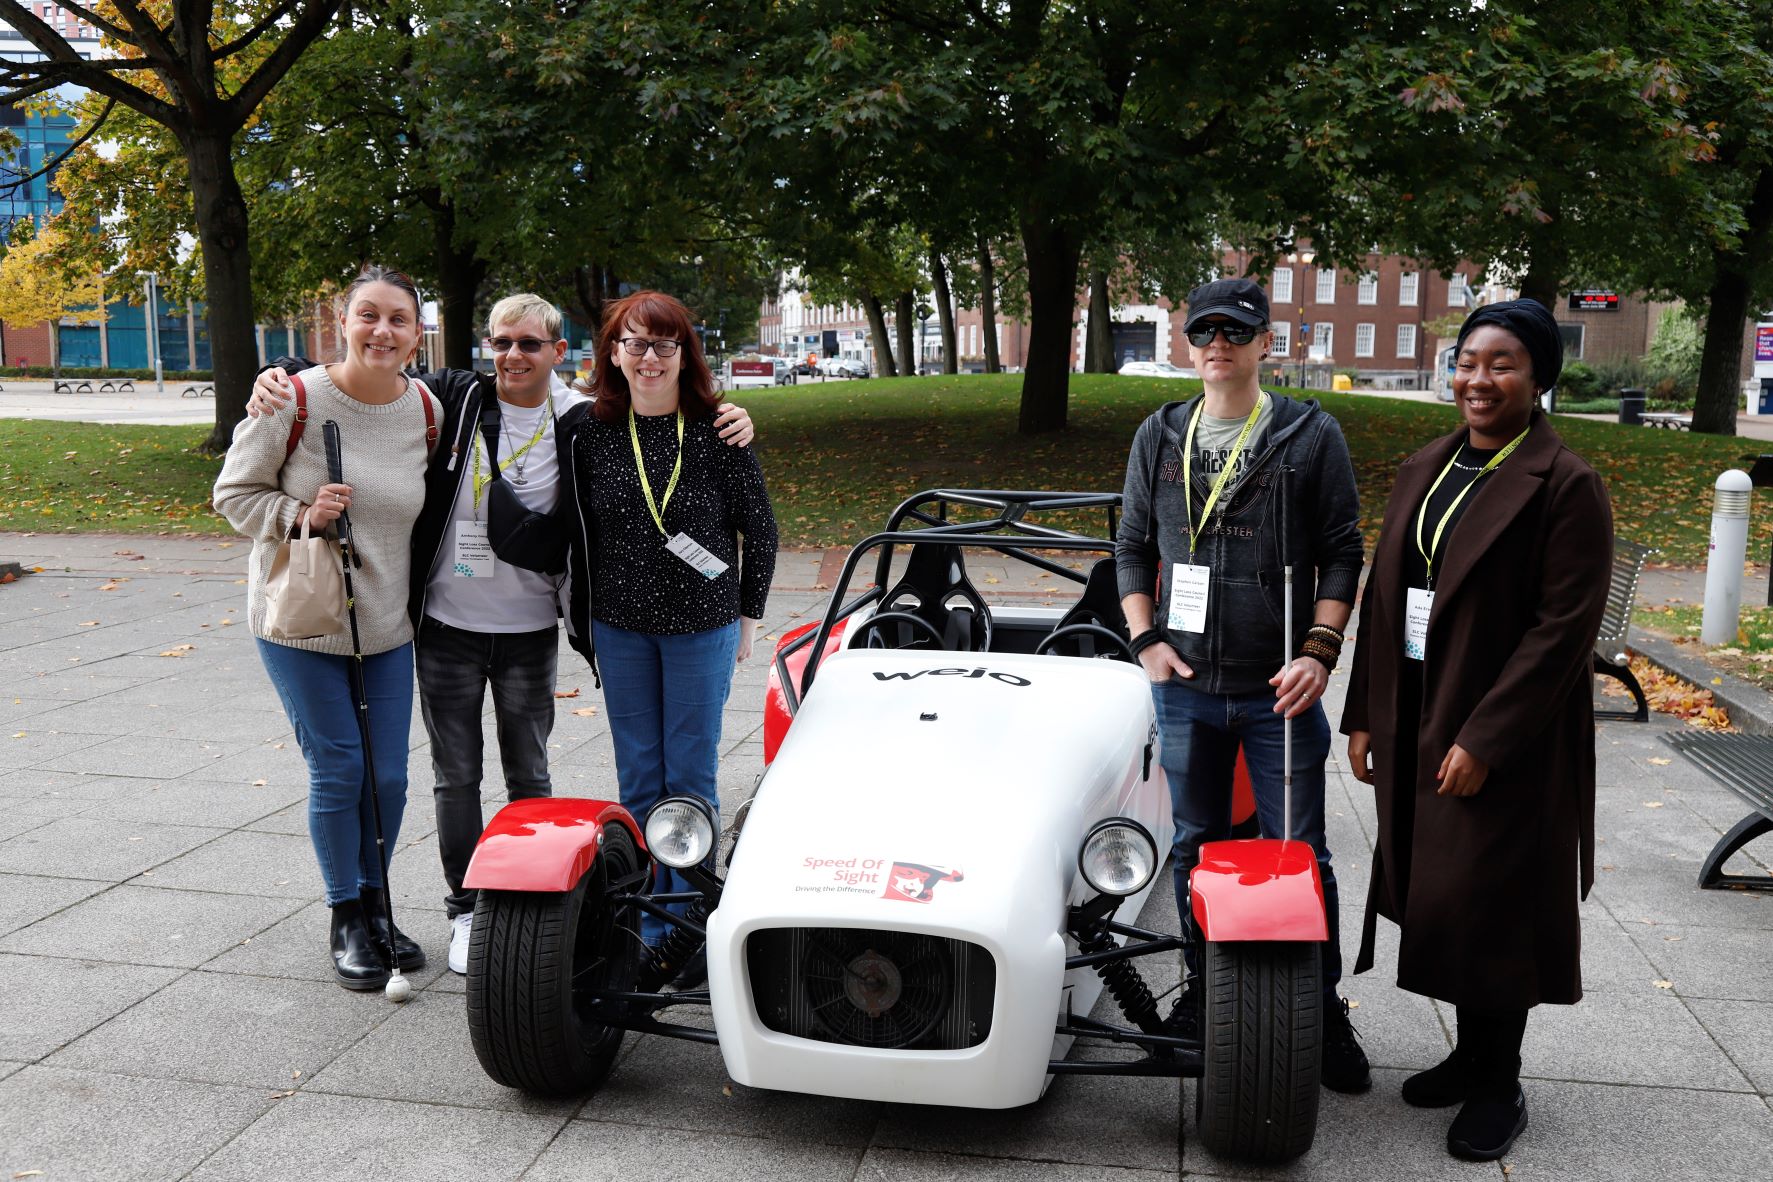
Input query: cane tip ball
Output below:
<box><xmin>385</xmin><ymin>974</ymin><xmax>413</xmax><ymax>1003</ymax></box>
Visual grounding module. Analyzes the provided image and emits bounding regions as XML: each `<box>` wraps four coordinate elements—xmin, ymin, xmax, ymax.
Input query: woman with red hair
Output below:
<box><xmin>557</xmin><ymin>290</ymin><xmax>777</xmax><ymax>982</ymax></box>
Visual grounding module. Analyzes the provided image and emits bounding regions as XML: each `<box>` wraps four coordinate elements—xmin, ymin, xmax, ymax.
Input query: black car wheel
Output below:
<box><xmin>1192</xmin><ymin>939</ymin><xmax>1322</xmax><ymax>1162</ymax></box>
<box><xmin>466</xmin><ymin>823</ymin><xmax>646</xmax><ymax>1096</ymax></box>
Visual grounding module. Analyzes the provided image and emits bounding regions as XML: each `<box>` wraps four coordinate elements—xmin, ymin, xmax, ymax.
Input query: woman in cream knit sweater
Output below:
<box><xmin>213</xmin><ymin>266</ymin><xmax>441</xmax><ymax>991</ymax></box>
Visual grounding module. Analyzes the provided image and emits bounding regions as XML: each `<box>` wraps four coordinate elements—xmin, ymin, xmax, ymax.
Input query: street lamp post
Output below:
<box><xmin>916</xmin><ymin>303</ymin><xmax>933</xmax><ymax>375</ymax></box>
<box><xmin>136</xmin><ymin>271</ymin><xmax>164</xmax><ymax>393</ymax></box>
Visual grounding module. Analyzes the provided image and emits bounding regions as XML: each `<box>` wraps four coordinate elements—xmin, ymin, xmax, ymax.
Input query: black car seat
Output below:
<box><xmin>872</xmin><ymin>543</ymin><xmax>992</xmax><ymax>651</ymax></box>
<box><xmin>1046</xmin><ymin>557</ymin><xmax>1130</xmax><ymax>657</ymax></box>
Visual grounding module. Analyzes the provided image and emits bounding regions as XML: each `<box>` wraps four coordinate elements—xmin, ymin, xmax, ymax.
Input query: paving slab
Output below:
<box><xmin>204</xmin><ymin>898</ymin><xmax>450</xmax><ymax>990</ymax></box>
<box><xmin>0</xmin><ymin>1065</ymin><xmax>274</xmax><ymax>1182</ymax></box>
<box><xmin>105</xmin><ymin>776</ymin><xmax>307</xmax><ymax>829</ymax></box>
<box><xmin>0</xmin><ymin>952</ymin><xmax>181</xmax><ymax>1061</ymax></box>
<box><xmin>1521</xmin><ymin>989</ymin><xmax>1753</xmax><ymax>1091</ymax></box>
<box><xmin>0</xmin><ymin>871</ymin><xmax>107</xmax><ymax>937</ymax></box>
<box><xmin>185</xmin><ymin>1091</ymin><xmax>568</xmax><ymax>1182</ymax></box>
<box><xmin>583</xmin><ymin>1029</ymin><xmax>881</xmax><ymax>1146</ymax></box>
<box><xmin>48</xmin><ymin>969</ymin><xmax>396</xmax><ymax>1089</ymax></box>
<box><xmin>1624</xmin><ymin>921</ymin><xmax>1773</xmax><ymax>1001</ymax></box>
<box><xmin>37</xmin><ymin>733</ymin><xmax>252</xmax><ymax>780</ymax></box>
<box><xmin>1688</xmin><ymin>998</ymin><xmax>1773</xmax><ymax>1095</ymax></box>
<box><xmin>529</xmin><ymin>1122</ymin><xmax>869</xmax><ymax>1182</ymax></box>
<box><xmin>855</xmin><ymin>1147</ymin><xmax>1175</xmax><ymax>1181</ymax></box>
<box><xmin>1499</xmin><ymin>1079</ymin><xmax>1773</xmax><ymax>1181</ymax></box>
<box><xmin>0</xmin><ymin>882</ymin><xmax>302</xmax><ymax>968</ymax></box>
<box><xmin>144</xmin><ymin>828</ymin><xmax>323</xmax><ymax>898</ymax></box>
<box><xmin>0</xmin><ymin>815</ymin><xmax>222</xmax><ymax>881</ymax></box>
<box><xmin>306</xmin><ymin>988</ymin><xmax>582</xmax><ymax>1115</ymax></box>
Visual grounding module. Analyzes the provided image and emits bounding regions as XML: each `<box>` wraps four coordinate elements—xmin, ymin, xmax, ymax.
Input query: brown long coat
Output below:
<box><xmin>1342</xmin><ymin>414</ymin><xmax>1612</xmax><ymax>1008</ymax></box>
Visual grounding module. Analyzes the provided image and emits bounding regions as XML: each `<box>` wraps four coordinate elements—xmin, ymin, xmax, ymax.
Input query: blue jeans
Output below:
<box><xmin>257</xmin><ymin>640</ymin><xmax>413</xmax><ymax>907</ymax></box>
<box><xmin>417</xmin><ymin>618</ymin><xmax>557</xmax><ymax>918</ymax></box>
<box><xmin>593</xmin><ymin>620</ymin><xmax>739</xmax><ymax>945</ymax></box>
<box><xmin>1151</xmin><ymin>678</ymin><xmax>1342</xmax><ymax>995</ymax></box>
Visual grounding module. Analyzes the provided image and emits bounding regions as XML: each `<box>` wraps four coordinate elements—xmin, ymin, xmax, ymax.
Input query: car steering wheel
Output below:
<box><xmin>1034</xmin><ymin>623</ymin><xmax>1136</xmax><ymax>663</ymax></box>
<box><xmin>851</xmin><ymin>610</ymin><xmax>947</xmax><ymax>651</ymax></box>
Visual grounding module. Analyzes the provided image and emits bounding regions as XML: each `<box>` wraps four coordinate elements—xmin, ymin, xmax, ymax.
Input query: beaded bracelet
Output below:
<box><xmin>1129</xmin><ymin>628</ymin><xmax>1165</xmax><ymax>657</ymax></box>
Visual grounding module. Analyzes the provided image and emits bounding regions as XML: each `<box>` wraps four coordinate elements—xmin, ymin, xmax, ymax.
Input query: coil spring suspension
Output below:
<box><xmin>645</xmin><ymin>896</ymin><xmax>709</xmax><ymax>988</ymax></box>
<box><xmin>1078</xmin><ymin>926</ymin><xmax>1163</xmax><ymax>1034</ymax></box>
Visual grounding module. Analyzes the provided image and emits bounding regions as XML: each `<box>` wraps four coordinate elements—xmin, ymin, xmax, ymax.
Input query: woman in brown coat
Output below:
<box><xmin>1342</xmin><ymin>298</ymin><xmax>1612</xmax><ymax>1162</ymax></box>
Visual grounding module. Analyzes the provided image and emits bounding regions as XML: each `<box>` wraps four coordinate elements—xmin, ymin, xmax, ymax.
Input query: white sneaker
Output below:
<box><xmin>448</xmin><ymin>912</ymin><xmax>472</xmax><ymax>975</ymax></box>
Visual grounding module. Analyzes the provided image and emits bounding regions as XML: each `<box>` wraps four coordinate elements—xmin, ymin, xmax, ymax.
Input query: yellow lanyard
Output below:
<box><xmin>471</xmin><ymin>409</ymin><xmax>550</xmax><ymax>510</ymax></box>
<box><xmin>1182</xmin><ymin>393</ymin><xmax>1265</xmax><ymax>557</ymax></box>
<box><xmin>1414</xmin><ymin>427</ymin><xmax>1529</xmax><ymax>586</ymax></box>
<box><xmin>628</xmin><ymin>408</ymin><xmax>684</xmax><ymax>536</ymax></box>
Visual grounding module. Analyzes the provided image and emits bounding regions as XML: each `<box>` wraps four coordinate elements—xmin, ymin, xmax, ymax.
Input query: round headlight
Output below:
<box><xmin>645</xmin><ymin>797</ymin><xmax>716</xmax><ymax>870</ymax></box>
<box><xmin>1079</xmin><ymin>818</ymin><xmax>1158</xmax><ymax>897</ymax></box>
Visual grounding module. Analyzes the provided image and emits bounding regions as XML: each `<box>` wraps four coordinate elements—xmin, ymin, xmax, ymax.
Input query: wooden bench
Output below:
<box><xmin>1595</xmin><ymin>538</ymin><xmax>1656</xmax><ymax>722</ymax></box>
<box><xmin>1641</xmin><ymin>412</ymin><xmax>1692</xmax><ymax>430</ymax></box>
<box><xmin>1663</xmin><ymin>731</ymin><xmax>1773</xmax><ymax>890</ymax></box>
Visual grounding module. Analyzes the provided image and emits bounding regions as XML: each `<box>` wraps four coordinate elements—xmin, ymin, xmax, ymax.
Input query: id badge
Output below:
<box><xmin>665</xmin><ymin>532</ymin><xmax>729</xmax><ymax>580</ymax></box>
<box><xmin>1405</xmin><ymin>587</ymin><xmax>1434</xmax><ymax>661</ymax></box>
<box><xmin>1167</xmin><ymin>563</ymin><xmax>1211</xmax><ymax>633</ymax></box>
<box><xmin>454</xmin><ymin>520</ymin><xmax>498</xmax><ymax>578</ymax></box>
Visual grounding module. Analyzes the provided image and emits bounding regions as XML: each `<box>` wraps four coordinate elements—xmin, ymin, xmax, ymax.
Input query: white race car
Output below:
<box><xmin>463</xmin><ymin>490</ymin><xmax>1331</xmax><ymax>1163</ymax></box>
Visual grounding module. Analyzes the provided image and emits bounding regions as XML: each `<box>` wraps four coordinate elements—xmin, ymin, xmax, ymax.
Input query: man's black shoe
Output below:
<box><xmin>1321</xmin><ymin>996</ymin><xmax>1372</xmax><ymax>1093</ymax></box>
<box><xmin>1402</xmin><ymin>1046</ymin><xmax>1476</xmax><ymax>1108</ymax></box>
<box><xmin>1447</xmin><ymin>1085</ymin><xmax>1529</xmax><ymax>1160</ymax></box>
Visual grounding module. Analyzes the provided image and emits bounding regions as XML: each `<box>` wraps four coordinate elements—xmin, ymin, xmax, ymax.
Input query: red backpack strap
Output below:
<box><xmin>414</xmin><ymin>378</ymin><xmax>439</xmax><ymax>454</ymax></box>
<box><xmin>284</xmin><ymin>373</ymin><xmax>309</xmax><ymax>458</ymax></box>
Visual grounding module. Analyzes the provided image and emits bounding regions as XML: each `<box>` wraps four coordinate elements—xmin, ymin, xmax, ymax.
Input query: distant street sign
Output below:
<box><xmin>1756</xmin><ymin>323</ymin><xmax>1773</xmax><ymax>364</ymax></box>
<box><xmin>916</xmin><ymin>305</ymin><xmax>934</xmax><ymax>322</ymax></box>
<box><xmin>1568</xmin><ymin>291</ymin><xmax>1620</xmax><ymax>311</ymax></box>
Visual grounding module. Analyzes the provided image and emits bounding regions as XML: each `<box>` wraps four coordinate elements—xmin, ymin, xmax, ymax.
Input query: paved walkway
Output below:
<box><xmin>0</xmin><ymin>379</ymin><xmax>219</xmax><ymax>426</ymax></box>
<box><xmin>2</xmin><ymin>532</ymin><xmax>1772</xmax><ymax>1180</ymax></box>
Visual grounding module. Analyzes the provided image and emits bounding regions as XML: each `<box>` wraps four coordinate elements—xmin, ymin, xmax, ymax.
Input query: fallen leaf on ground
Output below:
<box><xmin>571</xmin><ymin>706</ymin><xmax>598</xmax><ymax>717</ymax></box>
<box><xmin>1644</xmin><ymin>801</ymin><xmax>1665</xmax><ymax>808</ymax></box>
<box><xmin>97</xmin><ymin>580</ymin><xmax>123</xmax><ymax>591</ymax></box>
<box><xmin>79</xmin><ymin>620</ymin><xmax>98</xmax><ymax>627</ymax></box>
<box><xmin>159</xmin><ymin>645</ymin><xmax>195</xmax><ymax>657</ymax></box>
<box><xmin>1653</xmin><ymin>979</ymin><xmax>1674</xmax><ymax>989</ymax></box>
<box><xmin>554</xmin><ymin>688</ymin><xmax>580</xmax><ymax>699</ymax></box>
<box><xmin>1648</xmin><ymin>757</ymin><xmax>1671</xmax><ymax>766</ymax></box>
<box><xmin>251</xmin><ymin>779</ymin><xmax>267</xmax><ymax>786</ymax></box>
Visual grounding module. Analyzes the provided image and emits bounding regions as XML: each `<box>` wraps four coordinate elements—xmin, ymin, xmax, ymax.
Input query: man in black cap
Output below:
<box><xmin>1116</xmin><ymin>276</ymin><xmax>1371</xmax><ymax>1092</ymax></box>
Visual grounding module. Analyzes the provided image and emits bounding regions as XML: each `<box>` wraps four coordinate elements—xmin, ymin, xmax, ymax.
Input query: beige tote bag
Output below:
<box><xmin>263</xmin><ymin>517</ymin><xmax>346</xmax><ymax>641</ymax></box>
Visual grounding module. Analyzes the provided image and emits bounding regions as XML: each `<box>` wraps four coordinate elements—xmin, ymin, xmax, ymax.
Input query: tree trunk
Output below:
<box><xmin>1517</xmin><ymin>212</ymin><xmax>1568</xmax><ymax>310</ymax></box>
<box><xmin>1694</xmin><ymin>165</ymin><xmax>1773</xmax><ymax>436</ymax></box>
<box><xmin>431</xmin><ymin>203</ymin><xmax>485</xmax><ymax>371</ymax></box>
<box><xmin>930</xmin><ymin>247</ymin><xmax>958</xmax><ymax>374</ymax></box>
<box><xmin>895</xmin><ymin>291</ymin><xmax>917</xmax><ymax>378</ymax></box>
<box><xmin>978</xmin><ymin>232</ymin><xmax>1001</xmax><ymax>373</ymax></box>
<box><xmin>861</xmin><ymin>290</ymin><xmax>896</xmax><ymax>376</ymax></box>
<box><xmin>1017</xmin><ymin>214</ymin><xmax>1084</xmax><ymax>434</ymax></box>
<box><xmin>1086</xmin><ymin>267</ymin><xmax>1113</xmax><ymax>373</ymax></box>
<box><xmin>188</xmin><ymin>130</ymin><xmax>260</xmax><ymax>454</ymax></box>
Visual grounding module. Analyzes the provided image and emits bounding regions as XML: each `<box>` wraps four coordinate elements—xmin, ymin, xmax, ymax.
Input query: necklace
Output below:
<box><xmin>1449</xmin><ymin>457</ymin><xmax>1489</xmax><ymax>473</ymax></box>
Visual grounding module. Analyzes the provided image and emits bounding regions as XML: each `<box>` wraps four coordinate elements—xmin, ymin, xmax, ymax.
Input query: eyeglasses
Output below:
<box><xmin>618</xmin><ymin>337</ymin><xmax>682</xmax><ymax>358</ymax></box>
<box><xmin>484</xmin><ymin>337</ymin><xmax>552</xmax><ymax>355</ymax></box>
<box><xmin>1185</xmin><ymin>323</ymin><xmax>1262</xmax><ymax>347</ymax></box>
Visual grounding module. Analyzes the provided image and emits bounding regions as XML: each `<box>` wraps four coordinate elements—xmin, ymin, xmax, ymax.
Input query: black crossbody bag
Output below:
<box><xmin>479</xmin><ymin>392</ymin><xmax>570</xmax><ymax>575</ymax></box>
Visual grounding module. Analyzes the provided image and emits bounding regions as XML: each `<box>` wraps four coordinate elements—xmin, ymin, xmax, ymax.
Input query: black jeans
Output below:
<box><xmin>417</xmin><ymin>617</ymin><xmax>558</xmax><ymax>917</ymax></box>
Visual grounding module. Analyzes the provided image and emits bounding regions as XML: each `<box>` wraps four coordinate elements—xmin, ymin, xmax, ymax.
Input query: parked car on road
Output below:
<box><xmin>820</xmin><ymin>357</ymin><xmax>871</xmax><ymax>379</ymax></box>
<box><xmin>1118</xmin><ymin>361</ymin><xmax>1198</xmax><ymax>379</ymax></box>
<box><xmin>774</xmin><ymin>358</ymin><xmax>798</xmax><ymax>386</ymax></box>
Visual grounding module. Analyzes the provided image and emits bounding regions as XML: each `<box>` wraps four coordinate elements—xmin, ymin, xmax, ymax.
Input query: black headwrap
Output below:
<box><xmin>1454</xmin><ymin>297</ymin><xmax>1564</xmax><ymax>390</ymax></box>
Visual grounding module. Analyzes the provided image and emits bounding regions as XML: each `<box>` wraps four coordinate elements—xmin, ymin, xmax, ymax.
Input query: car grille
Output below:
<box><xmin>746</xmin><ymin>927</ymin><xmax>996</xmax><ymax>1050</ymax></box>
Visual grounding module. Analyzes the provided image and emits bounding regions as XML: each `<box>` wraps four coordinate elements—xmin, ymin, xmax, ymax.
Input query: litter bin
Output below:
<box><xmin>1331</xmin><ymin>373</ymin><xmax>1353</xmax><ymax>391</ymax></box>
<box><xmin>1619</xmin><ymin>387</ymin><xmax>1646</xmax><ymax>426</ymax></box>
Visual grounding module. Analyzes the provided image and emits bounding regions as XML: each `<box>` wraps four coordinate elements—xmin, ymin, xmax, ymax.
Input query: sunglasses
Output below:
<box><xmin>1185</xmin><ymin>323</ymin><xmax>1262</xmax><ymax>347</ymax></box>
<box><xmin>484</xmin><ymin>336</ymin><xmax>553</xmax><ymax>355</ymax></box>
<box><xmin>618</xmin><ymin>337</ymin><xmax>682</xmax><ymax>358</ymax></box>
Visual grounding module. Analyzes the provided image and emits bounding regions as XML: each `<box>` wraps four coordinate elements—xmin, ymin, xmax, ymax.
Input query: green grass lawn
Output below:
<box><xmin>2</xmin><ymin>374</ymin><xmax>1768</xmax><ymax>563</ymax></box>
<box><xmin>1636</xmin><ymin>602</ymin><xmax>1773</xmax><ymax>691</ymax></box>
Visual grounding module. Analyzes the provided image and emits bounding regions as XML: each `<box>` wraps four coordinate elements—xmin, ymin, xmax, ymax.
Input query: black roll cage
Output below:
<box><xmin>772</xmin><ymin>488</ymin><xmax>1124</xmax><ymax>714</ymax></box>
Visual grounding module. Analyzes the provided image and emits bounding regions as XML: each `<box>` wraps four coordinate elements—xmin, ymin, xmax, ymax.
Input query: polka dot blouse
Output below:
<box><xmin>572</xmin><ymin>410</ymin><xmax>777</xmax><ymax>634</ymax></box>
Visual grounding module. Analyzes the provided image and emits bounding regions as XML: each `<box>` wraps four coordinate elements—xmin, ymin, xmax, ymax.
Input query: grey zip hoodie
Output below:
<box><xmin>1115</xmin><ymin>392</ymin><xmax>1363</xmax><ymax>695</ymax></box>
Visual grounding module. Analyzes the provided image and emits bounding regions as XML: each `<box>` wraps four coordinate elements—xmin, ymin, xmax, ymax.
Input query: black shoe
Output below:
<box><xmin>359</xmin><ymin>886</ymin><xmax>425</xmax><ymax>972</ymax></box>
<box><xmin>1403</xmin><ymin>1046</ymin><xmax>1476</xmax><ymax>1108</ymax></box>
<box><xmin>1321</xmin><ymin>997</ymin><xmax>1372</xmax><ymax>1093</ymax></box>
<box><xmin>1447</xmin><ymin>1085</ymin><xmax>1529</xmax><ymax>1161</ymax></box>
<box><xmin>330</xmin><ymin>899</ymin><xmax>391</xmax><ymax>991</ymax></box>
<box><xmin>666</xmin><ymin>949</ymin><xmax>708</xmax><ymax>992</ymax></box>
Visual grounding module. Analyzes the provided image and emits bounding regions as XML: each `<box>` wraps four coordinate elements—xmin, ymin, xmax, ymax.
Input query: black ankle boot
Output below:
<box><xmin>1402</xmin><ymin>1045</ymin><xmax>1476</xmax><ymax>1108</ymax></box>
<box><xmin>1447</xmin><ymin>1083</ymin><xmax>1528</xmax><ymax>1160</ymax></box>
<box><xmin>330</xmin><ymin>898</ymin><xmax>391</xmax><ymax>990</ymax></box>
<box><xmin>358</xmin><ymin>886</ymin><xmax>425</xmax><ymax>971</ymax></box>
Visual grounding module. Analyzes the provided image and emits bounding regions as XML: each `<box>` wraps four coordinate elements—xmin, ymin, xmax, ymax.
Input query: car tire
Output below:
<box><xmin>466</xmin><ymin>823</ymin><xmax>645</xmax><ymax>1096</ymax></box>
<box><xmin>1192</xmin><ymin>939</ymin><xmax>1322</xmax><ymax>1162</ymax></box>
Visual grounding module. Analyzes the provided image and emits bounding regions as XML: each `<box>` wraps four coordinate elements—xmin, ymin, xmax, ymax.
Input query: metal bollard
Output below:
<box><xmin>1702</xmin><ymin>470</ymin><xmax>1754</xmax><ymax>644</ymax></box>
